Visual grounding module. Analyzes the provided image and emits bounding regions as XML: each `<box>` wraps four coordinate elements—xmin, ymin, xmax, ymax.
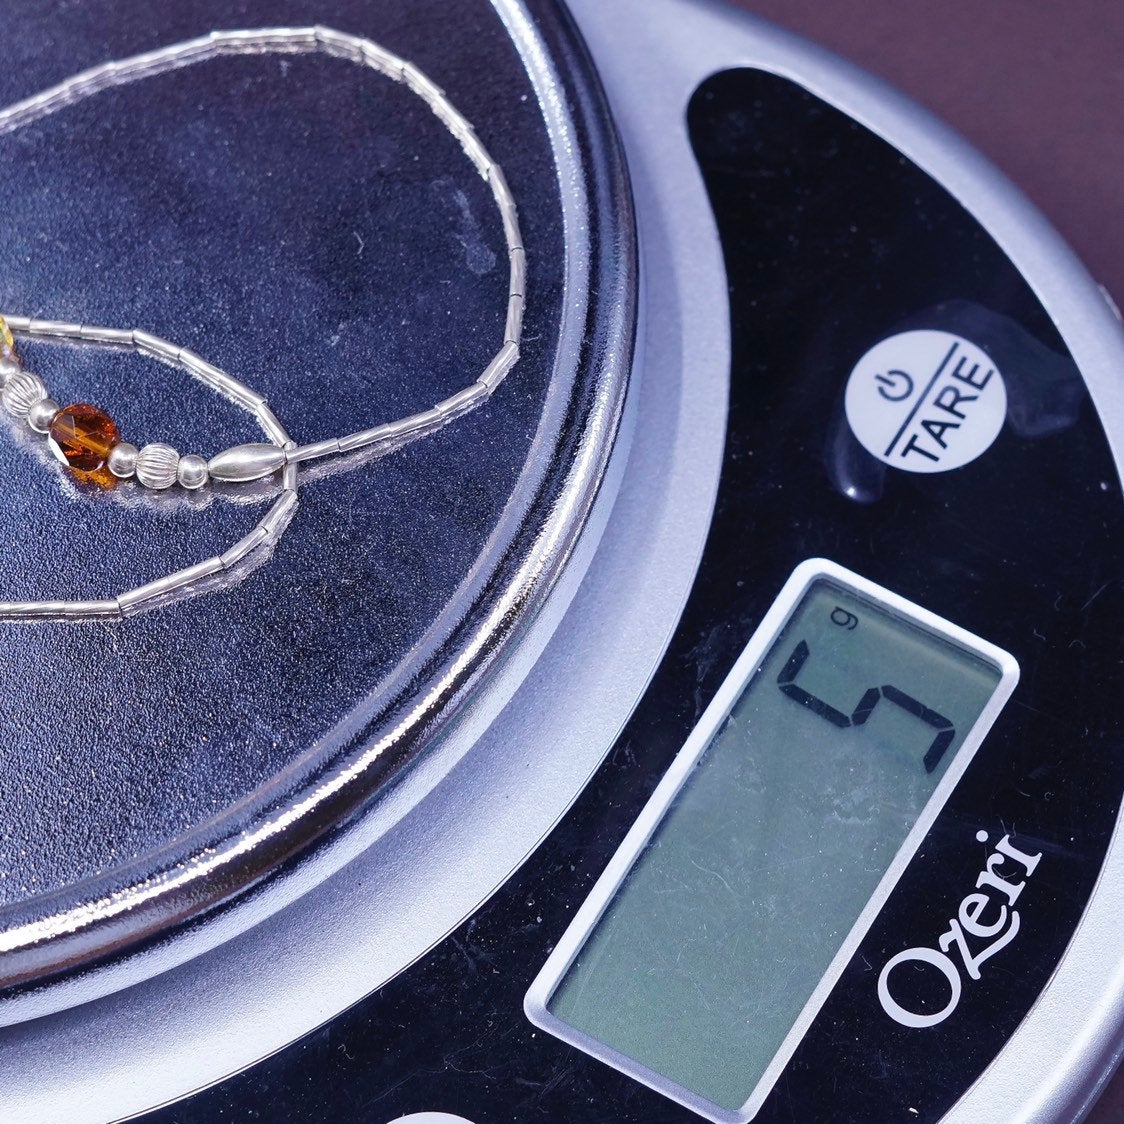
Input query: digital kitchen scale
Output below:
<box><xmin>0</xmin><ymin>1</ymin><xmax>1121</xmax><ymax>1122</ymax></box>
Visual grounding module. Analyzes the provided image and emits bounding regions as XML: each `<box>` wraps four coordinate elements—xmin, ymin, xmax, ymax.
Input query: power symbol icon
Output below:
<box><xmin>874</xmin><ymin>369</ymin><xmax>914</xmax><ymax>402</ymax></box>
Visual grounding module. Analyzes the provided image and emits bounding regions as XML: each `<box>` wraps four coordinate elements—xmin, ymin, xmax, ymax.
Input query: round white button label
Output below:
<box><xmin>844</xmin><ymin>329</ymin><xmax>1006</xmax><ymax>473</ymax></box>
<box><xmin>387</xmin><ymin>1114</ymin><xmax>477</xmax><ymax>1124</ymax></box>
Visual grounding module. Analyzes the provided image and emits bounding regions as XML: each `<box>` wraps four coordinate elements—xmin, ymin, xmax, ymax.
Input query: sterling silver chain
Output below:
<box><xmin>0</xmin><ymin>26</ymin><xmax>524</xmax><ymax>620</ymax></box>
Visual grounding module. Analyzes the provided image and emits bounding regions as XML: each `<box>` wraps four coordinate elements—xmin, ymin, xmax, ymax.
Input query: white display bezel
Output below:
<box><xmin>525</xmin><ymin>556</ymin><xmax>1020</xmax><ymax>1124</ymax></box>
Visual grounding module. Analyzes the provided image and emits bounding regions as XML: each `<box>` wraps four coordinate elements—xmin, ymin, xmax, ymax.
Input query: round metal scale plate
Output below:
<box><xmin>0</xmin><ymin>0</ymin><xmax>633</xmax><ymax>1004</ymax></box>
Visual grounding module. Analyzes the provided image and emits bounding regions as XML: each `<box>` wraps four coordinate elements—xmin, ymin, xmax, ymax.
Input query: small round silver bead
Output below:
<box><xmin>176</xmin><ymin>454</ymin><xmax>209</xmax><ymax>490</ymax></box>
<box><xmin>2</xmin><ymin>371</ymin><xmax>47</xmax><ymax>420</ymax></box>
<box><xmin>0</xmin><ymin>357</ymin><xmax>21</xmax><ymax>390</ymax></box>
<box><xmin>135</xmin><ymin>443</ymin><xmax>179</xmax><ymax>490</ymax></box>
<box><xmin>108</xmin><ymin>441</ymin><xmax>140</xmax><ymax>480</ymax></box>
<box><xmin>27</xmin><ymin>398</ymin><xmax>60</xmax><ymax>434</ymax></box>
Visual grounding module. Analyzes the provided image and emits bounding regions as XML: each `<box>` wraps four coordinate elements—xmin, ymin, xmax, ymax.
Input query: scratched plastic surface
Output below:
<box><xmin>0</xmin><ymin>0</ymin><xmax>565</xmax><ymax>921</ymax></box>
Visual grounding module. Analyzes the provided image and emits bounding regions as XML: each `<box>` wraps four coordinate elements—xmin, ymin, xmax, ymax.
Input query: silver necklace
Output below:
<box><xmin>0</xmin><ymin>26</ymin><xmax>524</xmax><ymax>621</ymax></box>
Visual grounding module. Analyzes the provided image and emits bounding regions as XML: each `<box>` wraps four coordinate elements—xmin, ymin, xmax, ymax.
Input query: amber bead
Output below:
<box><xmin>47</xmin><ymin>403</ymin><xmax>121</xmax><ymax>473</ymax></box>
<box><xmin>71</xmin><ymin>465</ymin><xmax>119</xmax><ymax>490</ymax></box>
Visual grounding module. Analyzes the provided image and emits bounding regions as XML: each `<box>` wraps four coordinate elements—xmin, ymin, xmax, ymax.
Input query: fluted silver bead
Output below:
<box><xmin>0</xmin><ymin>357</ymin><xmax>21</xmax><ymax>389</ymax></box>
<box><xmin>208</xmin><ymin>442</ymin><xmax>286</xmax><ymax>483</ymax></box>
<box><xmin>27</xmin><ymin>398</ymin><xmax>60</xmax><ymax>434</ymax></box>
<box><xmin>135</xmin><ymin>443</ymin><xmax>179</xmax><ymax>490</ymax></box>
<box><xmin>176</xmin><ymin>454</ymin><xmax>209</xmax><ymax>490</ymax></box>
<box><xmin>108</xmin><ymin>441</ymin><xmax>139</xmax><ymax>479</ymax></box>
<box><xmin>2</xmin><ymin>371</ymin><xmax>47</xmax><ymax>420</ymax></box>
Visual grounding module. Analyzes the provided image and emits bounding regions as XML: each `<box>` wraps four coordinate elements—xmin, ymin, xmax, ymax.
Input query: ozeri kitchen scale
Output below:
<box><xmin>0</xmin><ymin>0</ymin><xmax>1121</xmax><ymax>1121</ymax></box>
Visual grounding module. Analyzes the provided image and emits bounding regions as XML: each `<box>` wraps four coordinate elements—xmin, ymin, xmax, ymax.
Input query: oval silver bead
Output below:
<box><xmin>135</xmin><ymin>443</ymin><xmax>180</xmax><ymax>490</ymax></box>
<box><xmin>208</xmin><ymin>443</ymin><xmax>286</xmax><ymax>483</ymax></box>
<box><xmin>2</xmin><ymin>371</ymin><xmax>47</xmax><ymax>419</ymax></box>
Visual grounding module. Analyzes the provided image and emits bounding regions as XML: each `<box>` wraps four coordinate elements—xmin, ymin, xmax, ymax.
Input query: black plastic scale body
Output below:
<box><xmin>0</xmin><ymin>1</ymin><xmax>1121</xmax><ymax>1122</ymax></box>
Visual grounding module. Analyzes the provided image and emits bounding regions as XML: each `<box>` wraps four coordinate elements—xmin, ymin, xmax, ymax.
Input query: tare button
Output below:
<box><xmin>845</xmin><ymin>329</ymin><xmax>1007</xmax><ymax>473</ymax></box>
<box><xmin>387</xmin><ymin>1114</ymin><xmax>477</xmax><ymax>1124</ymax></box>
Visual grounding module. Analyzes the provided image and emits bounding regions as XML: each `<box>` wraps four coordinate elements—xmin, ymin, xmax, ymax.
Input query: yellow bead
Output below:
<box><xmin>0</xmin><ymin>316</ymin><xmax>15</xmax><ymax>362</ymax></box>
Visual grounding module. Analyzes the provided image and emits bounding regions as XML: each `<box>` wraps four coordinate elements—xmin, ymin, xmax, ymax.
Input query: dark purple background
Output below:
<box><xmin>732</xmin><ymin>0</ymin><xmax>1124</xmax><ymax>309</ymax></box>
<box><xmin>730</xmin><ymin>3</ymin><xmax>1124</xmax><ymax>1118</ymax></box>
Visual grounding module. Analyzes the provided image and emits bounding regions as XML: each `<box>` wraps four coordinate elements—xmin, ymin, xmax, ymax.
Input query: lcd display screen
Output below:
<box><xmin>526</xmin><ymin>560</ymin><xmax>1018</xmax><ymax>1123</ymax></box>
